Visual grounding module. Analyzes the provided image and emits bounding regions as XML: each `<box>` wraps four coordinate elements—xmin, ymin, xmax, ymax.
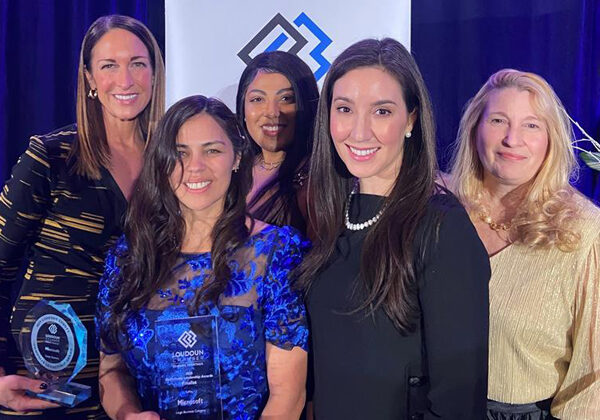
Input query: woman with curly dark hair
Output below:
<box><xmin>96</xmin><ymin>95</ymin><xmax>308</xmax><ymax>419</ymax></box>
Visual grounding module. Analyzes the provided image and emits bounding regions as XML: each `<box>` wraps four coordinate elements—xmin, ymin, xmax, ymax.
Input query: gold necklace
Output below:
<box><xmin>478</xmin><ymin>211</ymin><xmax>512</xmax><ymax>231</ymax></box>
<box><xmin>258</xmin><ymin>155</ymin><xmax>284</xmax><ymax>171</ymax></box>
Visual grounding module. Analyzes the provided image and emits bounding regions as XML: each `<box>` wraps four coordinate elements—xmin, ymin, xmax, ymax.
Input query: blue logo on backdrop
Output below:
<box><xmin>238</xmin><ymin>13</ymin><xmax>332</xmax><ymax>81</ymax></box>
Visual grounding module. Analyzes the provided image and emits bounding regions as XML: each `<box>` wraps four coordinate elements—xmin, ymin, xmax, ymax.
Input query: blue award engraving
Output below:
<box><xmin>155</xmin><ymin>315</ymin><xmax>223</xmax><ymax>419</ymax></box>
<box><xmin>19</xmin><ymin>300</ymin><xmax>90</xmax><ymax>407</ymax></box>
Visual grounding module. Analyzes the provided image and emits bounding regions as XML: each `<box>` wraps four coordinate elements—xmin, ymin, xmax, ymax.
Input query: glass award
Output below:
<box><xmin>155</xmin><ymin>315</ymin><xmax>223</xmax><ymax>419</ymax></box>
<box><xmin>18</xmin><ymin>299</ymin><xmax>90</xmax><ymax>407</ymax></box>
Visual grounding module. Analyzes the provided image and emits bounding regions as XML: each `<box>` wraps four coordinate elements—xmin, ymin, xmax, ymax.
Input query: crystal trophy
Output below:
<box><xmin>155</xmin><ymin>315</ymin><xmax>223</xmax><ymax>419</ymax></box>
<box><xmin>19</xmin><ymin>299</ymin><xmax>90</xmax><ymax>407</ymax></box>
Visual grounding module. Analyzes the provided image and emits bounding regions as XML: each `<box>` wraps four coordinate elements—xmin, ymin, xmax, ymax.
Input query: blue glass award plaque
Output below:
<box><xmin>19</xmin><ymin>299</ymin><xmax>90</xmax><ymax>407</ymax></box>
<box><xmin>155</xmin><ymin>315</ymin><xmax>223</xmax><ymax>419</ymax></box>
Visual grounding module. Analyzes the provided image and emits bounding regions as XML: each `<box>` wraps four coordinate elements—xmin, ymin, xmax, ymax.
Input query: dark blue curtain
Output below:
<box><xmin>1</xmin><ymin>1</ymin><xmax>598</xmax><ymax>201</ymax></box>
<box><xmin>413</xmin><ymin>0</ymin><xmax>600</xmax><ymax>201</ymax></box>
<box><xmin>0</xmin><ymin>0</ymin><xmax>164</xmax><ymax>181</ymax></box>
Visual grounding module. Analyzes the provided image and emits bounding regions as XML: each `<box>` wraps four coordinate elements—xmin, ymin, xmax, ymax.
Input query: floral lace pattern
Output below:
<box><xmin>96</xmin><ymin>225</ymin><xmax>309</xmax><ymax>419</ymax></box>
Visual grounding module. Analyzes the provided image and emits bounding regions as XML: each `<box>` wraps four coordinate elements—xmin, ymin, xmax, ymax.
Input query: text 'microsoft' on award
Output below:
<box><xmin>155</xmin><ymin>315</ymin><xmax>223</xmax><ymax>419</ymax></box>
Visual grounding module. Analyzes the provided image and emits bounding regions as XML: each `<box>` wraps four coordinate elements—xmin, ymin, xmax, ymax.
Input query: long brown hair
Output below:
<box><xmin>102</xmin><ymin>96</ymin><xmax>253</xmax><ymax>350</ymax></box>
<box><xmin>73</xmin><ymin>14</ymin><xmax>166</xmax><ymax>179</ymax></box>
<box><xmin>298</xmin><ymin>38</ymin><xmax>439</xmax><ymax>333</ymax></box>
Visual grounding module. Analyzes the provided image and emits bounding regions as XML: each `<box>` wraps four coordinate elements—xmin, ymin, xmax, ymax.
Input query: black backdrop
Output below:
<box><xmin>1</xmin><ymin>0</ymin><xmax>598</xmax><ymax>200</ymax></box>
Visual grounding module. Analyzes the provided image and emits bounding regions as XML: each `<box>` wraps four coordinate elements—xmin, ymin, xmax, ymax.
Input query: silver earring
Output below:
<box><xmin>88</xmin><ymin>88</ymin><xmax>98</xmax><ymax>99</ymax></box>
<box><xmin>405</xmin><ymin>131</ymin><xmax>412</xmax><ymax>138</ymax></box>
<box><xmin>233</xmin><ymin>166</ymin><xmax>239</xmax><ymax>173</ymax></box>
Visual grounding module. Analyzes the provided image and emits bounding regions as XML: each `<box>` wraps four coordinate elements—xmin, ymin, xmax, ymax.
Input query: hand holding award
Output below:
<box><xmin>0</xmin><ymin>373</ymin><xmax>60</xmax><ymax>411</ymax></box>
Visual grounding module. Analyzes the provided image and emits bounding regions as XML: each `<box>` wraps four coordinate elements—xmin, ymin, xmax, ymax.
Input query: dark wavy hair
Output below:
<box><xmin>298</xmin><ymin>38</ymin><xmax>439</xmax><ymax>334</ymax></box>
<box><xmin>104</xmin><ymin>95</ymin><xmax>252</xmax><ymax>349</ymax></box>
<box><xmin>236</xmin><ymin>51</ymin><xmax>319</xmax><ymax>232</ymax></box>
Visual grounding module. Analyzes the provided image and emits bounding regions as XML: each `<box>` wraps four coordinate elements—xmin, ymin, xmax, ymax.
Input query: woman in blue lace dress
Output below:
<box><xmin>95</xmin><ymin>95</ymin><xmax>309</xmax><ymax>419</ymax></box>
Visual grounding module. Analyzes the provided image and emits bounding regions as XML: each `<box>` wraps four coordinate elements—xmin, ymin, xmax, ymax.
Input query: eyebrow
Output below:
<box><xmin>247</xmin><ymin>87</ymin><xmax>294</xmax><ymax>95</ymax></box>
<box><xmin>176</xmin><ymin>140</ymin><xmax>227</xmax><ymax>147</ymax></box>
<box><xmin>487</xmin><ymin>111</ymin><xmax>541</xmax><ymax>120</ymax></box>
<box><xmin>333</xmin><ymin>96</ymin><xmax>398</xmax><ymax>106</ymax></box>
<box><xmin>333</xmin><ymin>96</ymin><xmax>353</xmax><ymax>103</ymax></box>
<box><xmin>97</xmin><ymin>56</ymin><xmax>150</xmax><ymax>63</ymax></box>
<box><xmin>486</xmin><ymin>111</ymin><xmax>508</xmax><ymax>118</ymax></box>
<box><xmin>372</xmin><ymin>99</ymin><xmax>397</xmax><ymax>106</ymax></box>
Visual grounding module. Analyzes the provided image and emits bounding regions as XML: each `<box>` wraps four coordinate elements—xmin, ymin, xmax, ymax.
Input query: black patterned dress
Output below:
<box><xmin>0</xmin><ymin>125</ymin><xmax>126</xmax><ymax>419</ymax></box>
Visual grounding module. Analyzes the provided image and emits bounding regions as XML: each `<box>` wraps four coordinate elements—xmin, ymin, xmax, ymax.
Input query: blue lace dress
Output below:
<box><xmin>95</xmin><ymin>225</ymin><xmax>309</xmax><ymax>419</ymax></box>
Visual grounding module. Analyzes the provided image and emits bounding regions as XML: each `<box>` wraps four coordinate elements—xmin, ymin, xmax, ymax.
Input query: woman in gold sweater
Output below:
<box><xmin>450</xmin><ymin>69</ymin><xmax>599</xmax><ymax>419</ymax></box>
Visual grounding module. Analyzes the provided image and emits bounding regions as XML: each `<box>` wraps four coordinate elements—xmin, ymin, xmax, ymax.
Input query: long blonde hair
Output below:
<box><xmin>73</xmin><ymin>15</ymin><xmax>165</xmax><ymax>179</ymax></box>
<box><xmin>450</xmin><ymin>69</ymin><xmax>581</xmax><ymax>251</ymax></box>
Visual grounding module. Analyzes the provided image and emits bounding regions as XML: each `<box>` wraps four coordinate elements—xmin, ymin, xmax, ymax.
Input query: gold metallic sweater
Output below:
<box><xmin>488</xmin><ymin>195</ymin><xmax>600</xmax><ymax>419</ymax></box>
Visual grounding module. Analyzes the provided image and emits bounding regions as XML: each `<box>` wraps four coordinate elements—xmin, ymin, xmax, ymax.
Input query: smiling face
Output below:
<box><xmin>330</xmin><ymin>66</ymin><xmax>416</xmax><ymax>195</ymax></box>
<box><xmin>85</xmin><ymin>28</ymin><xmax>153</xmax><ymax>126</ymax></box>
<box><xmin>170</xmin><ymin>113</ymin><xmax>239</xmax><ymax>221</ymax></box>
<box><xmin>244</xmin><ymin>71</ymin><xmax>297</xmax><ymax>154</ymax></box>
<box><xmin>476</xmin><ymin>87</ymin><xmax>549</xmax><ymax>189</ymax></box>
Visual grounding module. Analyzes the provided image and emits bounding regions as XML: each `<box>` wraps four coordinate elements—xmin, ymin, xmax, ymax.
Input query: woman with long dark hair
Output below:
<box><xmin>0</xmin><ymin>15</ymin><xmax>164</xmax><ymax>418</ymax></box>
<box><xmin>236</xmin><ymin>51</ymin><xmax>319</xmax><ymax>233</ymax></box>
<box><xmin>96</xmin><ymin>96</ymin><xmax>308</xmax><ymax>419</ymax></box>
<box><xmin>300</xmin><ymin>38</ymin><xmax>490</xmax><ymax>419</ymax></box>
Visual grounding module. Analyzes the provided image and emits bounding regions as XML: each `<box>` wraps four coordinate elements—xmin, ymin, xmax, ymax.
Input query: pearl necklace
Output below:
<box><xmin>344</xmin><ymin>187</ymin><xmax>384</xmax><ymax>231</ymax></box>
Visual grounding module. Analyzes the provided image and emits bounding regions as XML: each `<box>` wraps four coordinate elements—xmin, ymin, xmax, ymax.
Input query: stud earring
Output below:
<box><xmin>88</xmin><ymin>88</ymin><xmax>98</xmax><ymax>99</ymax></box>
<box><xmin>405</xmin><ymin>131</ymin><xmax>412</xmax><ymax>139</ymax></box>
<box><xmin>233</xmin><ymin>166</ymin><xmax>239</xmax><ymax>173</ymax></box>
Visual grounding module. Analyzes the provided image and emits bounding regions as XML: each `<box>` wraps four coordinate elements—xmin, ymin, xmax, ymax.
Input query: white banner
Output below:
<box><xmin>165</xmin><ymin>0</ymin><xmax>411</xmax><ymax>108</ymax></box>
